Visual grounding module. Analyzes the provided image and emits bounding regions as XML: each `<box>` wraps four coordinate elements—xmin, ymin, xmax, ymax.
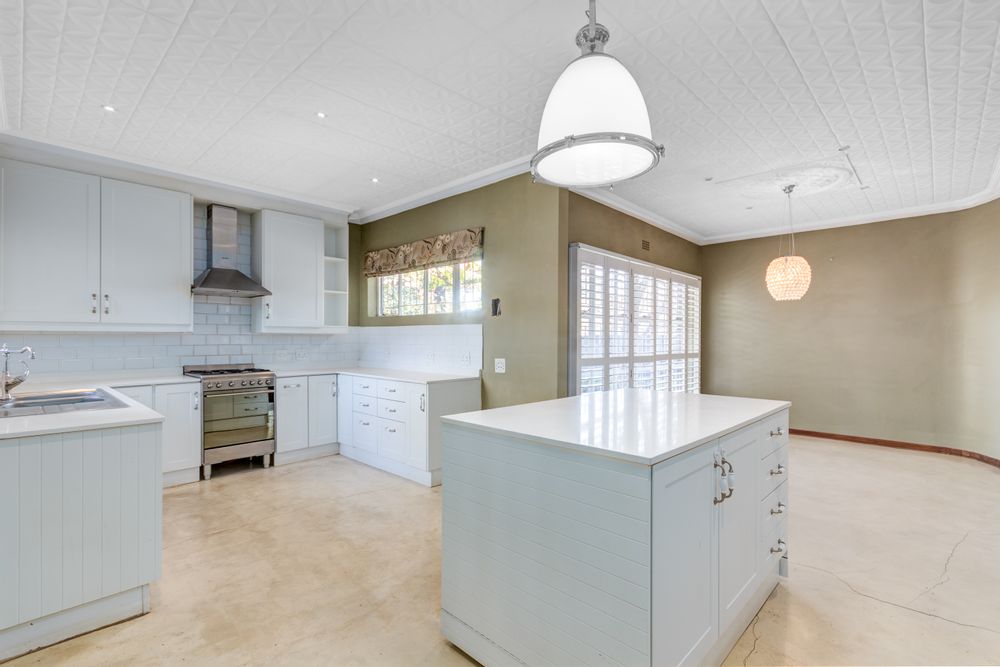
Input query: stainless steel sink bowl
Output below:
<box><xmin>0</xmin><ymin>388</ymin><xmax>127</xmax><ymax>418</ymax></box>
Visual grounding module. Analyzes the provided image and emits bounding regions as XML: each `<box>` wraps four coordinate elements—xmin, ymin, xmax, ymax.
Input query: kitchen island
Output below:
<box><xmin>0</xmin><ymin>387</ymin><xmax>164</xmax><ymax>661</ymax></box>
<box><xmin>440</xmin><ymin>389</ymin><xmax>790</xmax><ymax>667</ymax></box>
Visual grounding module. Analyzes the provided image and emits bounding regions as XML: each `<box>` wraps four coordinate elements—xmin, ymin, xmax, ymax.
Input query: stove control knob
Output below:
<box><xmin>265</xmin><ymin>379</ymin><xmax>272</xmax><ymax>385</ymax></box>
<box><xmin>257</xmin><ymin>379</ymin><xmax>265</xmax><ymax>385</ymax></box>
<box><xmin>241</xmin><ymin>380</ymin><xmax>248</xmax><ymax>386</ymax></box>
<box><xmin>228</xmin><ymin>381</ymin><xmax>235</xmax><ymax>387</ymax></box>
<box><xmin>215</xmin><ymin>382</ymin><xmax>223</xmax><ymax>388</ymax></box>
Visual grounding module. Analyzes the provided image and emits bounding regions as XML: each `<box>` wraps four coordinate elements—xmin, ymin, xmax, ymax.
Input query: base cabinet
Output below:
<box><xmin>152</xmin><ymin>383</ymin><xmax>202</xmax><ymax>481</ymax></box>
<box><xmin>339</xmin><ymin>373</ymin><xmax>479</xmax><ymax>487</ymax></box>
<box><xmin>307</xmin><ymin>375</ymin><xmax>338</xmax><ymax>447</ymax></box>
<box><xmin>275</xmin><ymin>378</ymin><xmax>308</xmax><ymax>453</ymax></box>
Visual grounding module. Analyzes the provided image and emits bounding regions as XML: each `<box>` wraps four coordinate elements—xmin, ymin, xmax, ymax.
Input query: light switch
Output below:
<box><xmin>494</xmin><ymin>358</ymin><xmax>506</xmax><ymax>374</ymax></box>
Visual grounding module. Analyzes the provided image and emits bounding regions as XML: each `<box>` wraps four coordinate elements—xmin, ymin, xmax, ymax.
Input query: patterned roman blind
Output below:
<box><xmin>363</xmin><ymin>227</ymin><xmax>484</xmax><ymax>278</ymax></box>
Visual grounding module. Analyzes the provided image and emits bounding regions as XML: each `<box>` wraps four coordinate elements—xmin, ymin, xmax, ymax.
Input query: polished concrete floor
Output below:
<box><xmin>10</xmin><ymin>436</ymin><xmax>1000</xmax><ymax>666</ymax></box>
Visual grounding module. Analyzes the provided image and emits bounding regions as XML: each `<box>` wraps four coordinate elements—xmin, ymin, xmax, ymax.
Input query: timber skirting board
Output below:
<box><xmin>790</xmin><ymin>429</ymin><xmax>1000</xmax><ymax>469</ymax></box>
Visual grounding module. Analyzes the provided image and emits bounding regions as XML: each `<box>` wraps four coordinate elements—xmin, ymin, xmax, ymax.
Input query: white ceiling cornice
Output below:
<box><xmin>354</xmin><ymin>154</ymin><xmax>532</xmax><ymax>223</ymax></box>
<box><xmin>0</xmin><ymin>132</ymin><xmax>355</xmax><ymax>220</ymax></box>
<box><xmin>569</xmin><ymin>187</ymin><xmax>706</xmax><ymax>245</ymax></box>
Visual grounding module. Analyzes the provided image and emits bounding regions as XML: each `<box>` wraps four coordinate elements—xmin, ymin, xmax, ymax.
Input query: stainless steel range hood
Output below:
<box><xmin>191</xmin><ymin>204</ymin><xmax>271</xmax><ymax>298</ymax></box>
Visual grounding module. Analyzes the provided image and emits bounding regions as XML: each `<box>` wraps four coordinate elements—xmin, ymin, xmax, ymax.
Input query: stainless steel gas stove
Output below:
<box><xmin>183</xmin><ymin>364</ymin><xmax>276</xmax><ymax>479</ymax></box>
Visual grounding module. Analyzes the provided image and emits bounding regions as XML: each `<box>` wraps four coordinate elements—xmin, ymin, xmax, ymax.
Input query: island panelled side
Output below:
<box><xmin>440</xmin><ymin>396</ymin><xmax>789</xmax><ymax>667</ymax></box>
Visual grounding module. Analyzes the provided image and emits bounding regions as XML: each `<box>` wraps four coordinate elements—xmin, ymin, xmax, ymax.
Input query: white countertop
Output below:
<box><xmin>25</xmin><ymin>369</ymin><xmax>198</xmax><ymax>391</ymax></box>
<box><xmin>0</xmin><ymin>386</ymin><xmax>164</xmax><ymax>441</ymax></box>
<box><xmin>272</xmin><ymin>366</ymin><xmax>481</xmax><ymax>384</ymax></box>
<box><xmin>441</xmin><ymin>389</ymin><xmax>790</xmax><ymax>465</ymax></box>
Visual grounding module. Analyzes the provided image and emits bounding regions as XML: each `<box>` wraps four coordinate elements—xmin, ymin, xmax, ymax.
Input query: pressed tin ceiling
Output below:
<box><xmin>0</xmin><ymin>0</ymin><xmax>998</xmax><ymax>244</ymax></box>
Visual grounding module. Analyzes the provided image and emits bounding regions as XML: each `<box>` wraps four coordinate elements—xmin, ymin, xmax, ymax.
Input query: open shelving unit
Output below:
<box><xmin>323</xmin><ymin>224</ymin><xmax>349</xmax><ymax>328</ymax></box>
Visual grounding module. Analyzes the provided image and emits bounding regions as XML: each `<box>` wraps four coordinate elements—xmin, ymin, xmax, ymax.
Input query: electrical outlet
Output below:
<box><xmin>460</xmin><ymin>351</ymin><xmax>471</xmax><ymax>366</ymax></box>
<box><xmin>276</xmin><ymin>350</ymin><xmax>290</xmax><ymax>362</ymax></box>
<box><xmin>494</xmin><ymin>358</ymin><xmax>506</xmax><ymax>374</ymax></box>
<box><xmin>295</xmin><ymin>350</ymin><xmax>307</xmax><ymax>361</ymax></box>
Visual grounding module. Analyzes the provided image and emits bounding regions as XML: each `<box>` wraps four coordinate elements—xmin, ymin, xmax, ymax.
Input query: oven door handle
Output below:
<box><xmin>204</xmin><ymin>389</ymin><xmax>275</xmax><ymax>398</ymax></box>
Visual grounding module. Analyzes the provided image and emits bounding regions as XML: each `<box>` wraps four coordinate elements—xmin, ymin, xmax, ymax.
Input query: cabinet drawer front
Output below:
<box><xmin>235</xmin><ymin>392</ymin><xmax>268</xmax><ymax>404</ymax></box>
<box><xmin>762</xmin><ymin>519</ymin><xmax>788</xmax><ymax>574</ymax></box>
<box><xmin>760</xmin><ymin>444</ymin><xmax>790</xmax><ymax>500</ymax></box>
<box><xmin>760</xmin><ymin>410</ymin><xmax>789</xmax><ymax>458</ymax></box>
<box><xmin>759</xmin><ymin>481</ymin><xmax>789</xmax><ymax>536</ymax></box>
<box><xmin>353</xmin><ymin>414</ymin><xmax>377</xmax><ymax>451</ymax></box>
<box><xmin>353</xmin><ymin>394</ymin><xmax>377</xmax><ymax>416</ymax></box>
<box><xmin>377</xmin><ymin>379</ymin><xmax>409</xmax><ymax>402</ymax></box>
<box><xmin>354</xmin><ymin>378</ymin><xmax>377</xmax><ymax>396</ymax></box>
<box><xmin>378</xmin><ymin>398</ymin><xmax>406</xmax><ymax>420</ymax></box>
<box><xmin>377</xmin><ymin>417</ymin><xmax>408</xmax><ymax>462</ymax></box>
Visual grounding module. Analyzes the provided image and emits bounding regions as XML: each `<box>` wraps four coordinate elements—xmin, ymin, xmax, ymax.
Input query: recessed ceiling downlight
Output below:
<box><xmin>316</xmin><ymin>111</ymin><xmax>326</xmax><ymax>118</ymax></box>
<box><xmin>531</xmin><ymin>0</ymin><xmax>663</xmax><ymax>188</ymax></box>
<box><xmin>102</xmin><ymin>105</ymin><xmax>116</xmax><ymax>112</ymax></box>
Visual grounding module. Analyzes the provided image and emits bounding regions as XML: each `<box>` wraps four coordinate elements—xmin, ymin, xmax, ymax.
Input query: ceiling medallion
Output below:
<box><xmin>531</xmin><ymin>0</ymin><xmax>663</xmax><ymax>188</ymax></box>
<box><xmin>765</xmin><ymin>184</ymin><xmax>812</xmax><ymax>301</ymax></box>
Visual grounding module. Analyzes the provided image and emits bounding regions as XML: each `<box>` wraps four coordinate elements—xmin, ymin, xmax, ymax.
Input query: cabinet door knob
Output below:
<box><xmin>420</xmin><ymin>394</ymin><xmax>425</xmax><ymax>412</ymax></box>
<box><xmin>193</xmin><ymin>395</ymin><xmax>199</xmax><ymax>411</ymax></box>
<box><xmin>769</xmin><ymin>464</ymin><xmax>786</xmax><ymax>476</ymax></box>
<box><xmin>770</xmin><ymin>502</ymin><xmax>786</xmax><ymax>516</ymax></box>
<box><xmin>770</xmin><ymin>539</ymin><xmax>786</xmax><ymax>554</ymax></box>
<box><xmin>770</xmin><ymin>426</ymin><xmax>784</xmax><ymax>437</ymax></box>
<box><xmin>265</xmin><ymin>302</ymin><xmax>271</xmax><ymax>319</ymax></box>
<box><xmin>91</xmin><ymin>293</ymin><xmax>98</xmax><ymax>314</ymax></box>
<box><xmin>103</xmin><ymin>294</ymin><xmax>110</xmax><ymax>314</ymax></box>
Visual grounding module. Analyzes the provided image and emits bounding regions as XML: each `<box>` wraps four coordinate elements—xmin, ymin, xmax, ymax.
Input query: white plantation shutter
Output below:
<box><xmin>569</xmin><ymin>244</ymin><xmax>701</xmax><ymax>395</ymax></box>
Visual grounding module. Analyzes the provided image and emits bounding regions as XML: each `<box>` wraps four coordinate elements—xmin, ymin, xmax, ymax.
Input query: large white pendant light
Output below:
<box><xmin>531</xmin><ymin>0</ymin><xmax>663</xmax><ymax>188</ymax></box>
<box><xmin>765</xmin><ymin>184</ymin><xmax>812</xmax><ymax>301</ymax></box>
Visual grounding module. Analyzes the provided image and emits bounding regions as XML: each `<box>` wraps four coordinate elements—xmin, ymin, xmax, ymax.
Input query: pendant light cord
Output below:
<box><xmin>585</xmin><ymin>0</ymin><xmax>598</xmax><ymax>52</ymax></box>
<box><xmin>779</xmin><ymin>183</ymin><xmax>796</xmax><ymax>258</ymax></box>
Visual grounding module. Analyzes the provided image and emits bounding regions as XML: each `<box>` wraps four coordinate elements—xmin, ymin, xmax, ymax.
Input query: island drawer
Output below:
<box><xmin>377</xmin><ymin>379</ymin><xmax>409</xmax><ymax>402</ymax></box>
<box><xmin>354</xmin><ymin>378</ymin><xmax>377</xmax><ymax>397</ymax></box>
<box><xmin>760</xmin><ymin>481</ymin><xmax>788</xmax><ymax>535</ymax></box>
<box><xmin>353</xmin><ymin>413</ymin><xmax>377</xmax><ymax>451</ymax></box>
<box><xmin>760</xmin><ymin>443</ymin><xmax>789</xmax><ymax>499</ymax></box>
<box><xmin>353</xmin><ymin>394</ymin><xmax>377</xmax><ymax>416</ymax></box>
<box><xmin>378</xmin><ymin>398</ymin><xmax>405</xmax><ymax>420</ymax></box>
<box><xmin>762</xmin><ymin>519</ymin><xmax>788</xmax><ymax>576</ymax></box>
<box><xmin>760</xmin><ymin>410</ymin><xmax>789</xmax><ymax>458</ymax></box>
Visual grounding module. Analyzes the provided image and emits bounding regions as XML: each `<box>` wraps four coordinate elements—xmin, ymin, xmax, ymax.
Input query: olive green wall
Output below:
<box><xmin>566</xmin><ymin>193</ymin><xmax>701</xmax><ymax>275</ymax></box>
<box><xmin>357</xmin><ymin>174</ymin><xmax>566</xmax><ymax>408</ymax></box>
<box><xmin>701</xmin><ymin>197</ymin><xmax>1000</xmax><ymax>460</ymax></box>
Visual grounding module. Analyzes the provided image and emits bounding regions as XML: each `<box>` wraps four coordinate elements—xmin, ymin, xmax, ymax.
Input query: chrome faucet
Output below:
<box><xmin>1</xmin><ymin>344</ymin><xmax>35</xmax><ymax>403</ymax></box>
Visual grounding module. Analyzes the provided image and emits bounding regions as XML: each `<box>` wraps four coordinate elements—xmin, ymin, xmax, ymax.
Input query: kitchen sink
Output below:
<box><xmin>0</xmin><ymin>388</ymin><xmax>127</xmax><ymax>418</ymax></box>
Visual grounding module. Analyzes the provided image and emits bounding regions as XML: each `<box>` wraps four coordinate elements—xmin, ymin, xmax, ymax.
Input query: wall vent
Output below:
<box><xmin>641</xmin><ymin>239</ymin><xmax>650</xmax><ymax>251</ymax></box>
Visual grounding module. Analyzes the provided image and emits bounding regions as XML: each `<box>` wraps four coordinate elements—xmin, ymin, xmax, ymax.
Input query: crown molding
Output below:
<box><xmin>568</xmin><ymin>186</ymin><xmax>706</xmax><ymax>245</ymax></box>
<box><xmin>0</xmin><ymin>132</ymin><xmax>356</xmax><ymax>220</ymax></box>
<box><xmin>702</xmin><ymin>158</ymin><xmax>1000</xmax><ymax>244</ymax></box>
<box><xmin>354</xmin><ymin>155</ymin><xmax>531</xmax><ymax>223</ymax></box>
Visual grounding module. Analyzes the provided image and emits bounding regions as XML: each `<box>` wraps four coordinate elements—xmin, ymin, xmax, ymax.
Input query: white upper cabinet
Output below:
<box><xmin>252</xmin><ymin>210</ymin><xmax>323</xmax><ymax>330</ymax></box>
<box><xmin>0</xmin><ymin>158</ymin><xmax>101</xmax><ymax>325</ymax></box>
<box><xmin>100</xmin><ymin>178</ymin><xmax>192</xmax><ymax>328</ymax></box>
<box><xmin>251</xmin><ymin>209</ymin><xmax>349</xmax><ymax>333</ymax></box>
<box><xmin>0</xmin><ymin>159</ymin><xmax>193</xmax><ymax>331</ymax></box>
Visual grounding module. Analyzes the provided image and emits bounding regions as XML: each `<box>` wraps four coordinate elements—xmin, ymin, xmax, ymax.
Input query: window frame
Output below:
<box><xmin>375</xmin><ymin>258</ymin><xmax>482</xmax><ymax>317</ymax></box>
<box><xmin>568</xmin><ymin>243</ymin><xmax>701</xmax><ymax>395</ymax></box>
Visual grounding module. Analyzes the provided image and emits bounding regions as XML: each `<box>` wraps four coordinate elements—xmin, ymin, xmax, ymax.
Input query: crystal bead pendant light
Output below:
<box><xmin>531</xmin><ymin>0</ymin><xmax>664</xmax><ymax>188</ymax></box>
<box><xmin>765</xmin><ymin>184</ymin><xmax>812</xmax><ymax>301</ymax></box>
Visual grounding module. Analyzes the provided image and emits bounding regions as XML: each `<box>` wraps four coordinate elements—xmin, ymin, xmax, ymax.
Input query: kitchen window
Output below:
<box><xmin>569</xmin><ymin>243</ymin><xmax>701</xmax><ymax>394</ymax></box>
<box><xmin>376</xmin><ymin>259</ymin><xmax>482</xmax><ymax>316</ymax></box>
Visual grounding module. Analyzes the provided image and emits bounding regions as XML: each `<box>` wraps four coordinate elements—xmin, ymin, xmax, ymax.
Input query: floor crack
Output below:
<box><xmin>798</xmin><ymin>562</ymin><xmax>1000</xmax><ymax>636</ymax></box>
<box><xmin>909</xmin><ymin>531</ymin><xmax>970</xmax><ymax>604</ymax></box>
<box><xmin>742</xmin><ymin>612</ymin><xmax>762</xmax><ymax>666</ymax></box>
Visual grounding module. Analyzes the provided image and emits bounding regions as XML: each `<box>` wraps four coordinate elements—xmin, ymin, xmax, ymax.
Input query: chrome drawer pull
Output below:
<box><xmin>770</xmin><ymin>502</ymin><xmax>786</xmax><ymax>516</ymax></box>
<box><xmin>360</xmin><ymin>421</ymin><xmax>370</xmax><ymax>426</ymax></box>
<box><xmin>770</xmin><ymin>539</ymin><xmax>786</xmax><ymax>554</ymax></box>
<box><xmin>387</xmin><ymin>388</ymin><xmax>396</xmax><ymax>393</ymax></box>
<box><xmin>387</xmin><ymin>428</ymin><xmax>396</xmax><ymax>433</ymax></box>
<box><xmin>387</xmin><ymin>408</ymin><xmax>396</xmax><ymax>413</ymax></box>
<box><xmin>769</xmin><ymin>464</ymin><xmax>786</xmax><ymax>476</ymax></box>
<box><xmin>770</xmin><ymin>426</ymin><xmax>784</xmax><ymax>437</ymax></box>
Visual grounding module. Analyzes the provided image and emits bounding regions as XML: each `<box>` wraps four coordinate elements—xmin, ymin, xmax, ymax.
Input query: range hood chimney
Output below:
<box><xmin>191</xmin><ymin>205</ymin><xmax>271</xmax><ymax>298</ymax></box>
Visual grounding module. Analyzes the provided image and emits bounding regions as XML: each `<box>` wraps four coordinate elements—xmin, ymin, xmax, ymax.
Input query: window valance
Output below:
<box><xmin>363</xmin><ymin>227</ymin><xmax>484</xmax><ymax>278</ymax></box>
